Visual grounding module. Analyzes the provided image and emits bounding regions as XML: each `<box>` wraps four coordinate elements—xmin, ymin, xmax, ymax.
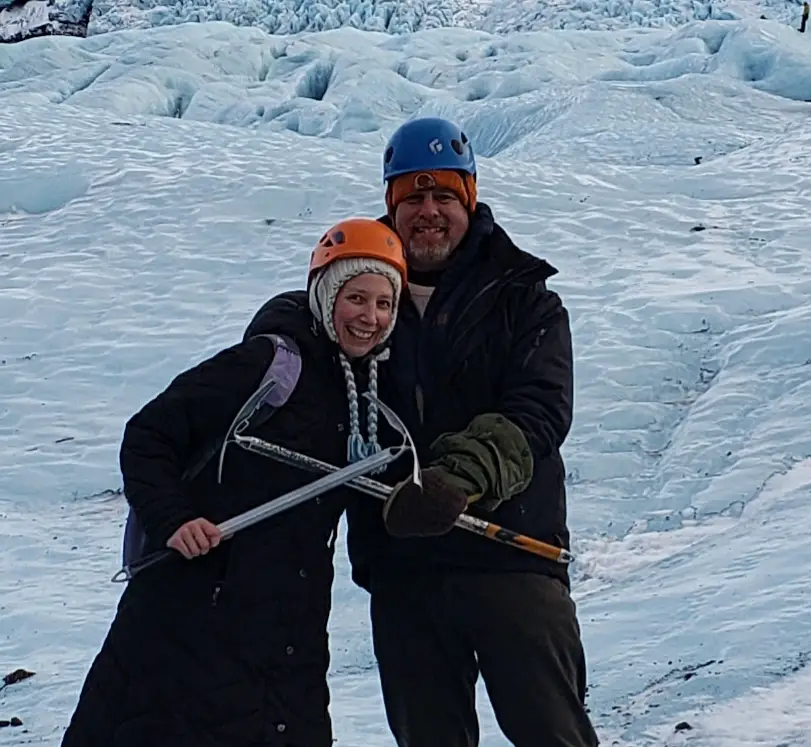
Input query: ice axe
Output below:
<box><xmin>110</xmin><ymin>401</ymin><xmax>420</xmax><ymax>583</ymax></box>
<box><xmin>234</xmin><ymin>394</ymin><xmax>573</xmax><ymax>565</ymax></box>
<box><xmin>232</xmin><ymin>393</ymin><xmax>422</xmax><ymax>494</ymax></box>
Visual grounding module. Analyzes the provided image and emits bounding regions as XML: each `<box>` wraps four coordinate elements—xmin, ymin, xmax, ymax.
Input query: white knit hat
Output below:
<box><xmin>307</xmin><ymin>256</ymin><xmax>403</xmax><ymax>468</ymax></box>
<box><xmin>308</xmin><ymin>256</ymin><xmax>403</xmax><ymax>348</ymax></box>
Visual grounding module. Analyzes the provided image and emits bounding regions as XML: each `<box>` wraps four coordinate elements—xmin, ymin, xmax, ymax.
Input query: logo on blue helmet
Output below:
<box><xmin>383</xmin><ymin>117</ymin><xmax>477</xmax><ymax>182</ymax></box>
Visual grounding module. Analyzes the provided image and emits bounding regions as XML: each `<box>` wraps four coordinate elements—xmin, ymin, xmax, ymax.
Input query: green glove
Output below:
<box><xmin>381</xmin><ymin>414</ymin><xmax>534</xmax><ymax>539</ymax></box>
<box><xmin>430</xmin><ymin>413</ymin><xmax>534</xmax><ymax>511</ymax></box>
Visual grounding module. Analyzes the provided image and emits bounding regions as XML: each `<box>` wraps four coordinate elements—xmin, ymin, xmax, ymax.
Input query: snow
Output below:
<box><xmin>467</xmin><ymin>0</ymin><xmax>800</xmax><ymax>33</ymax></box>
<box><xmin>84</xmin><ymin>0</ymin><xmax>459</xmax><ymax>36</ymax></box>
<box><xmin>2</xmin><ymin>20</ymin><xmax>810</xmax><ymax>141</ymax></box>
<box><xmin>3</xmin><ymin>0</ymin><xmax>805</xmax><ymax>39</ymax></box>
<box><xmin>2</xmin><ymin>13</ymin><xmax>811</xmax><ymax>747</ymax></box>
<box><xmin>89</xmin><ymin>0</ymin><xmax>810</xmax><ymax>37</ymax></box>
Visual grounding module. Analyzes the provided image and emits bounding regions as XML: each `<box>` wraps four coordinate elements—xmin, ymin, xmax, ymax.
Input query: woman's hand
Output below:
<box><xmin>167</xmin><ymin>518</ymin><xmax>222</xmax><ymax>559</ymax></box>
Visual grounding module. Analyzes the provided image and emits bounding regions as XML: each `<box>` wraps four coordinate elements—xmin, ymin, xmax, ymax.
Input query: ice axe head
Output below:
<box><xmin>363</xmin><ymin>393</ymin><xmax>422</xmax><ymax>489</ymax></box>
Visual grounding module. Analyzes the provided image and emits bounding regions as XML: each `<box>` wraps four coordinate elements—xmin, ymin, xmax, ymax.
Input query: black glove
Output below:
<box><xmin>382</xmin><ymin>466</ymin><xmax>473</xmax><ymax>538</ymax></box>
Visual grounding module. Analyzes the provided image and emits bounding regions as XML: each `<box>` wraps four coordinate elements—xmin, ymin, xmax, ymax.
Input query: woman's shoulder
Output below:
<box><xmin>156</xmin><ymin>336</ymin><xmax>278</xmax><ymax>404</ymax></box>
<box><xmin>243</xmin><ymin>290</ymin><xmax>312</xmax><ymax>343</ymax></box>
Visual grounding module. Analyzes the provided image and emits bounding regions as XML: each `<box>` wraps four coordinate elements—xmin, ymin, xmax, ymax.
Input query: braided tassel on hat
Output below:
<box><xmin>340</xmin><ymin>350</ymin><xmax>388</xmax><ymax>475</ymax></box>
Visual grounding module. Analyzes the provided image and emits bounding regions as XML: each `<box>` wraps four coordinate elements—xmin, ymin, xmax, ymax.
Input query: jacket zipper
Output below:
<box><xmin>415</xmin><ymin>384</ymin><xmax>425</xmax><ymax>425</ymax></box>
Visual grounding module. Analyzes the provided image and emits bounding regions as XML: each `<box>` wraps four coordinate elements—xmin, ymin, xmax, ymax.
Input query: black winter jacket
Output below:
<box><xmin>62</xmin><ymin>298</ymin><xmax>377</xmax><ymax>747</ymax></box>
<box><xmin>346</xmin><ymin>203</ymin><xmax>574</xmax><ymax>589</ymax></box>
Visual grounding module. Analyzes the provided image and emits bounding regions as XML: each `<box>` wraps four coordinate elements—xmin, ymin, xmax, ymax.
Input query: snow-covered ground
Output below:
<box><xmin>468</xmin><ymin>0</ymin><xmax>807</xmax><ymax>33</ymax></box>
<box><xmin>5</xmin><ymin>0</ymin><xmax>810</xmax><ymax>42</ymax></box>
<box><xmin>2</xmin><ymin>16</ymin><xmax>811</xmax><ymax>747</ymax></box>
<box><xmin>14</xmin><ymin>0</ymin><xmax>804</xmax><ymax>40</ymax></box>
<box><xmin>84</xmin><ymin>0</ymin><xmax>460</xmax><ymax>36</ymax></box>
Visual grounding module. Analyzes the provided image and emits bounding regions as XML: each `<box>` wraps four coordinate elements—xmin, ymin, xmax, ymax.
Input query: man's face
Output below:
<box><xmin>394</xmin><ymin>188</ymin><xmax>469</xmax><ymax>272</ymax></box>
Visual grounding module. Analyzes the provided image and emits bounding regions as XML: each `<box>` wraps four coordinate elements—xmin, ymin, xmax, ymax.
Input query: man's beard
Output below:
<box><xmin>407</xmin><ymin>237</ymin><xmax>453</xmax><ymax>269</ymax></box>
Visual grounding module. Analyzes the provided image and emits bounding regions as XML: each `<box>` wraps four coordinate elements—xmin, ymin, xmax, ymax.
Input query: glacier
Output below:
<box><xmin>4</xmin><ymin>0</ymin><xmax>809</xmax><ymax>40</ymax></box>
<box><xmin>2</xmin><ymin>9</ymin><xmax>811</xmax><ymax>747</ymax></box>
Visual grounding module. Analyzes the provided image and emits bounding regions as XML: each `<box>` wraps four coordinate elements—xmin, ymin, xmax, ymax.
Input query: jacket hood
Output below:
<box><xmin>244</xmin><ymin>290</ymin><xmax>327</xmax><ymax>358</ymax></box>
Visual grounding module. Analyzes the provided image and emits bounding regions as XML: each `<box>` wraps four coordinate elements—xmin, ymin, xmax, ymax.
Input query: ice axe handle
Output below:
<box><xmin>110</xmin><ymin>444</ymin><xmax>405</xmax><ymax>583</ymax></box>
<box><xmin>456</xmin><ymin>515</ymin><xmax>574</xmax><ymax>564</ymax></box>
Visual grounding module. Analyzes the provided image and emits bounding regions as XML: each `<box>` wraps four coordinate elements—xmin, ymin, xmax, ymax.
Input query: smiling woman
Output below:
<box><xmin>308</xmin><ymin>218</ymin><xmax>408</xmax><ymax>360</ymax></box>
<box><xmin>58</xmin><ymin>216</ymin><xmax>408</xmax><ymax>747</ymax></box>
<box><xmin>333</xmin><ymin>274</ymin><xmax>396</xmax><ymax>358</ymax></box>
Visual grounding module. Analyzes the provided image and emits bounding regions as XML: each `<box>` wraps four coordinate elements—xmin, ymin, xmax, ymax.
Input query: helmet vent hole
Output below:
<box><xmin>384</xmin><ymin>146</ymin><xmax>394</xmax><ymax>163</ymax></box>
<box><xmin>451</xmin><ymin>138</ymin><xmax>465</xmax><ymax>155</ymax></box>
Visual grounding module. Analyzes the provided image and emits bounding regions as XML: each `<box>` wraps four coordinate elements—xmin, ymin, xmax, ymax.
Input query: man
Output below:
<box><xmin>344</xmin><ymin>116</ymin><xmax>599</xmax><ymax>747</ymax></box>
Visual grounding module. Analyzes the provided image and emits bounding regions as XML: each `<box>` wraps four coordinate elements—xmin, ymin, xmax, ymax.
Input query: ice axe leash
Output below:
<box><xmin>235</xmin><ymin>394</ymin><xmax>422</xmax><ymax>489</ymax></box>
<box><xmin>233</xmin><ymin>395</ymin><xmax>573</xmax><ymax>565</ymax></box>
<box><xmin>110</xmin><ymin>440</ymin><xmax>412</xmax><ymax>584</ymax></box>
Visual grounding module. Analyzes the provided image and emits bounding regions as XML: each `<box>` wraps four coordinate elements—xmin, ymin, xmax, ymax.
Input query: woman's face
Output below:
<box><xmin>332</xmin><ymin>273</ymin><xmax>395</xmax><ymax>358</ymax></box>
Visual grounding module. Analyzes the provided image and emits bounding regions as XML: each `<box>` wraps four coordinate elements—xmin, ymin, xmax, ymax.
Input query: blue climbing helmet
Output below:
<box><xmin>382</xmin><ymin>117</ymin><xmax>477</xmax><ymax>182</ymax></box>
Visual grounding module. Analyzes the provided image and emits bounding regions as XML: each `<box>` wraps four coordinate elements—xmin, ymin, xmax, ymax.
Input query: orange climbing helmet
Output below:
<box><xmin>308</xmin><ymin>218</ymin><xmax>407</xmax><ymax>286</ymax></box>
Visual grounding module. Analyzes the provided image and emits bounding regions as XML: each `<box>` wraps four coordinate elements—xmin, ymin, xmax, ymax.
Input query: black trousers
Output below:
<box><xmin>370</xmin><ymin>571</ymin><xmax>599</xmax><ymax>747</ymax></box>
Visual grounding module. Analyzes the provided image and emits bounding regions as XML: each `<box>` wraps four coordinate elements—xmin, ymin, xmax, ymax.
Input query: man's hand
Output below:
<box><xmin>167</xmin><ymin>518</ymin><xmax>222</xmax><ymax>559</ymax></box>
<box><xmin>382</xmin><ymin>467</ymin><xmax>473</xmax><ymax>538</ymax></box>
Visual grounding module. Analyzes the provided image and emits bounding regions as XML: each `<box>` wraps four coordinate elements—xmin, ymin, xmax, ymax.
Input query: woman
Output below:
<box><xmin>61</xmin><ymin>218</ymin><xmax>407</xmax><ymax>747</ymax></box>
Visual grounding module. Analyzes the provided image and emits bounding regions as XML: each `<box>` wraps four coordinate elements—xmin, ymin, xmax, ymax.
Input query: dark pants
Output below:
<box><xmin>370</xmin><ymin>571</ymin><xmax>599</xmax><ymax>747</ymax></box>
